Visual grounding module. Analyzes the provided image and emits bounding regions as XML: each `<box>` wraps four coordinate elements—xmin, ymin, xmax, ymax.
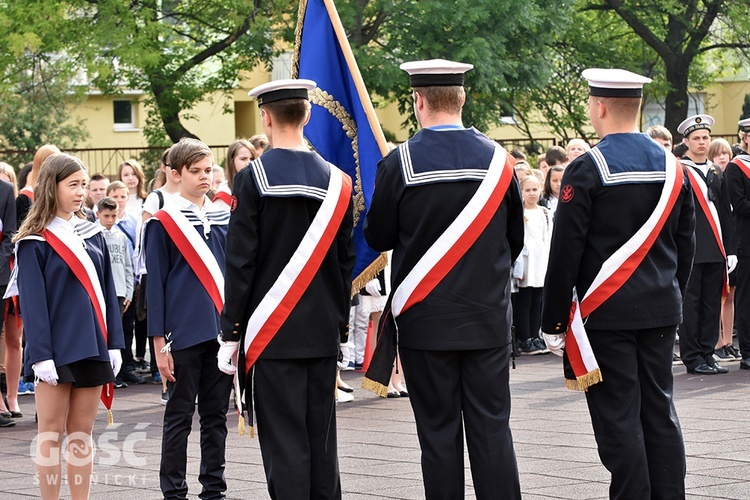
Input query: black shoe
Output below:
<box><xmin>740</xmin><ymin>359</ymin><xmax>750</xmax><ymax>370</ymax></box>
<box><xmin>0</xmin><ymin>414</ymin><xmax>15</xmax><ymax>427</ymax></box>
<box><xmin>133</xmin><ymin>358</ymin><xmax>151</xmax><ymax>374</ymax></box>
<box><xmin>519</xmin><ymin>338</ymin><xmax>544</xmax><ymax>355</ymax></box>
<box><xmin>114</xmin><ymin>377</ymin><xmax>128</xmax><ymax>389</ymax></box>
<box><xmin>386</xmin><ymin>391</ymin><xmax>401</xmax><ymax>398</ymax></box>
<box><xmin>726</xmin><ymin>345</ymin><xmax>742</xmax><ymax>359</ymax></box>
<box><xmin>121</xmin><ymin>370</ymin><xmax>147</xmax><ymax>385</ymax></box>
<box><xmin>709</xmin><ymin>362</ymin><xmax>729</xmax><ymax>374</ymax></box>
<box><xmin>713</xmin><ymin>347</ymin><xmax>733</xmax><ymax>362</ymax></box>
<box><xmin>688</xmin><ymin>363</ymin><xmax>719</xmax><ymax>375</ymax></box>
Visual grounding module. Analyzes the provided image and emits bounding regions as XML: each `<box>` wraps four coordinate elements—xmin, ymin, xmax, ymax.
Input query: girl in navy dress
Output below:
<box><xmin>12</xmin><ymin>153</ymin><xmax>125</xmax><ymax>500</ymax></box>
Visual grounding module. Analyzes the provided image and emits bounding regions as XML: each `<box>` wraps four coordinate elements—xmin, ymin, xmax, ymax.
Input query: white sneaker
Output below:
<box><xmin>337</xmin><ymin>391</ymin><xmax>354</xmax><ymax>403</ymax></box>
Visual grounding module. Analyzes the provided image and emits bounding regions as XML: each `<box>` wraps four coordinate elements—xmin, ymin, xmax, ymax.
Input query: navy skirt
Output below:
<box><xmin>26</xmin><ymin>359</ymin><xmax>114</xmax><ymax>388</ymax></box>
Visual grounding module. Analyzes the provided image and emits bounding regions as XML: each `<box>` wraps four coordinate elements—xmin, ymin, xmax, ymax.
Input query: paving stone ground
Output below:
<box><xmin>1</xmin><ymin>347</ymin><xmax>749</xmax><ymax>499</ymax></box>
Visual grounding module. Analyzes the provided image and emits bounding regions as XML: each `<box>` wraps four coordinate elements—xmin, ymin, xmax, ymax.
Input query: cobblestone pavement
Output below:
<box><xmin>1</xmin><ymin>349</ymin><xmax>749</xmax><ymax>499</ymax></box>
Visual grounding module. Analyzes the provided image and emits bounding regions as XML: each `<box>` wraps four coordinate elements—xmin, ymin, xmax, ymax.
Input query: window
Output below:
<box><xmin>113</xmin><ymin>100</ymin><xmax>136</xmax><ymax>130</ymax></box>
<box><xmin>271</xmin><ymin>52</ymin><xmax>293</xmax><ymax>81</ymax></box>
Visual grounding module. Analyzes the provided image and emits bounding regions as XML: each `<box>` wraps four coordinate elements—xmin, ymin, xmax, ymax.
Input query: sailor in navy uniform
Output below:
<box><xmin>218</xmin><ymin>80</ymin><xmax>354</xmax><ymax>500</ymax></box>
<box><xmin>144</xmin><ymin>138</ymin><xmax>233</xmax><ymax>500</ymax></box>
<box><xmin>16</xmin><ymin>216</ymin><xmax>125</xmax><ymax>386</ymax></box>
<box><xmin>726</xmin><ymin>118</ymin><xmax>750</xmax><ymax>369</ymax></box>
<box><xmin>541</xmin><ymin>69</ymin><xmax>695</xmax><ymax>499</ymax></box>
<box><xmin>364</xmin><ymin>60</ymin><xmax>524</xmax><ymax>500</ymax></box>
<box><xmin>677</xmin><ymin>114</ymin><xmax>736</xmax><ymax>375</ymax></box>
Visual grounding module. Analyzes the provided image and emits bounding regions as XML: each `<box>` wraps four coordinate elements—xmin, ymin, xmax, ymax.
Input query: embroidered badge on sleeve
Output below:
<box><xmin>561</xmin><ymin>185</ymin><xmax>574</xmax><ymax>203</ymax></box>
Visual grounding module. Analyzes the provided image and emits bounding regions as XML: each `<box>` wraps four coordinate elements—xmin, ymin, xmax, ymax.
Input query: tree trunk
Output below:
<box><xmin>663</xmin><ymin>62</ymin><xmax>690</xmax><ymax>140</ymax></box>
<box><xmin>149</xmin><ymin>75</ymin><xmax>199</xmax><ymax>144</ymax></box>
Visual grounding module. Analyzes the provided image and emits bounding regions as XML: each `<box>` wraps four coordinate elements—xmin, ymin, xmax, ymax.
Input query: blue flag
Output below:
<box><xmin>293</xmin><ymin>0</ymin><xmax>387</xmax><ymax>291</ymax></box>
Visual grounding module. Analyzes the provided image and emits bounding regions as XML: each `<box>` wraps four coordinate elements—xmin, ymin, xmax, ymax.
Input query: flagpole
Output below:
<box><xmin>321</xmin><ymin>0</ymin><xmax>390</xmax><ymax>156</ymax></box>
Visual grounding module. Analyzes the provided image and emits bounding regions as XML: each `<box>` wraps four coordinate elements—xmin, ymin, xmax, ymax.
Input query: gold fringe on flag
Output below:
<box><xmin>238</xmin><ymin>415</ymin><xmax>246</xmax><ymax>437</ymax></box>
<box><xmin>351</xmin><ymin>253</ymin><xmax>388</xmax><ymax>297</ymax></box>
<box><xmin>249</xmin><ymin>426</ymin><xmax>255</xmax><ymax>438</ymax></box>
<box><xmin>565</xmin><ymin>369</ymin><xmax>603</xmax><ymax>392</ymax></box>
<box><xmin>361</xmin><ymin>377</ymin><xmax>388</xmax><ymax>398</ymax></box>
<box><xmin>107</xmin><ymin>410</ymin><xmax>114</xmax><ymax>427</ymax></box>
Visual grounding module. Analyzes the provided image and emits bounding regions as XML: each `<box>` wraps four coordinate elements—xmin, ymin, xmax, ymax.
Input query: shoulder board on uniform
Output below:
<box><xmin>589</xmin><ymin>144</ymin><xmax>666</xmax><ymax>186</ymax></box>
<box><xmin>398</xmin><ymin>140</ymin><xmax>487</xmax><ymax>187</ymax></box>
<box><xmin>250</xmin><ymin>158</ymin><xmax>328</xmax><ymax>201</ymax></box>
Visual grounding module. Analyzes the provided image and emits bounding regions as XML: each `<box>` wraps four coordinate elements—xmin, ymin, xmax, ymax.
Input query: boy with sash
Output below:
<box><xmin>144</xmin><ymin>138</ymin><xmax>233</xmax><ymax>500</ymax></box>
<box><xmin>677</xmin><ymin>114</ymin><xmax>736</xmax><ymax>375</ymax></box>
<box><xmin>363</xmin><ymin>59</ymin><xmax>524</xmax><ymax>500</ymax></box>
<box><xmin>725</xmin><ymin>118</ymin><xmax>750</xmax><ymax>369</ymax></box>
<box><xmin>217</xmin><ymin>79</ymin><xmax>354</xmax><ymax>500</ymax></box>
<box><xmin>542</xmin><ymin>69</ymin><xmax>695</xmax><ymax>498</ymax></box>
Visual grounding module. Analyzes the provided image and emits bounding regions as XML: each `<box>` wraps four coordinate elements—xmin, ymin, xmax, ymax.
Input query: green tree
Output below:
<box><xmin>0</xmin><ymin>53</ymin><xmax>89</xmax><ymax>168</ymax></box>
<box><xmin>324</xmin><ymin>0</ymin><xmax>568</xmax><ymax>134</ymax></box>
<box><xmin>0</xmin><ymin>0</ymin><xmax>297</xmax><ymax>147</ymax></box>
<box><xmin>0</xmin><ymin>1</ymin><xmax>91</xmax><ymax>165</ymax></box>
<box><xmin>585</xmin><ymin>0</ymin><xmax>750</xmax><ymax>136</ymax></box>
<box><xmin>78</xmin><ymin>0</ymin><xmax>297</xmax><ymax>145</ymax></box>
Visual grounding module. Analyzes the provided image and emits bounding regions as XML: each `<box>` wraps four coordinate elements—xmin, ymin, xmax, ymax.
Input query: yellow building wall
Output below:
<box><xmin>69</xmin><ymin>71</ymin><xmax>750</xmax><ymax>156</ymax></box>
<box><xmin>704</xmin><ymin>80</ymin><xmax>750</xmax><ymax>138</ymax></box>
<box><xmin>77</xmin><ymin>92</ymin><xmax>241</xmax><ymax>150</ymax></box>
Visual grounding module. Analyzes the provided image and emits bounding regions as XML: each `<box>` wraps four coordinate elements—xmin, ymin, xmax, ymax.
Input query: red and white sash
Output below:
<box><xmin>212</xmin><ymin>183</ymin><xmax>232</xmax><ymax>208</ymax></box>
<box><xmin>565</xmin><ymin>155</ymin><xmax>684</xmax><ymax>391</ymax></box>
<box><xmin>20</xmin><ymin>186</ymin><xmax>34</xmax><ymax>202</ymax></box>
<box><xmin>685</xmin><ymin>166</ymin><xmax>725</xmax><ymax>259</ymax></box>
<box><xmin>391</xmin><ymin>144</ymin><xmax>514</xmax><ymax>317</ymax></box>
<box><xmin>43</xmin><ymin>218</ymin><xmax>114</xmax><ymax>411</ymax></box>
<box><xmin>152</xmin><ymin>207</ymin><xmax>225</xmax><ymax>314</ymax></box>
<box><xmin>685</xmin><ymin>165</ymin><xmax>728</xmax><ymax>297</ymax></box>
<box><xmin>242</xmin><ymin>166</ymin><xmax>352</xmax><ymax>373</ymax></box>
<box><xmin>733</xmin><ymin>156</ymin><xmax>750</xmax><ymax>178</ymax></box>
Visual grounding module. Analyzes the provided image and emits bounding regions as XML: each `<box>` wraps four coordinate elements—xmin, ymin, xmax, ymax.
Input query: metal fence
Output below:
<box><xmin>0</xmin><ymin>133</ymin><xmax>741</xmax><ymax>179</ymax></box>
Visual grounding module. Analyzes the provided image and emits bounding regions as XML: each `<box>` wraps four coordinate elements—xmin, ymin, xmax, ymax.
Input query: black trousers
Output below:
<box><xmin>253</xmin><ymin>357</ymin><xmax>341</xmax><ymax>500</ymax></box>
<box><xmin>160</xmin><ymin>340</ymin><xmax>233</xmax><ymax>500</ymax></box>
<box><xmin>736</xmin><ymin>256</ymin><xmax>750</xmax><ymax>359</ymax></box>
<box><xmin>399</xmin><ymin>346</ymin><xmax>521</xmax><ymax>500</ymax></box>
<box><xmin>585</xmin><ymin>327</ymin><xmax>685</xmax><ymax>499</ymax></box>
<box><xmin>679</xmin><ymin>262</ymin><xmax>724</xmax><ymax>370</ymax></box>
<box><xmin>120</xmin><ymin>297</ymin><xmax>136</xmax><ymax>369</ymax></box>
<box><xmin>512</xmin><ymin>287</ymin><xmax>543</xmax><ymax>343</ymax></box>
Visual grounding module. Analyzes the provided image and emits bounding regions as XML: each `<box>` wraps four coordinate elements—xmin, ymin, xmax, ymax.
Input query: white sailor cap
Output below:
<box><xmin>249</xmin><ymin>79</ymin><xmax>316</xmax><ymax>106</ymax></box>
<box><xmin>581</xmin><ymin>68</ymin><xmax>651</xmax><ymax>98</ymax></box>
<box><xmin>677</xmin><ymin>114</ymin><xmax>714</xmax><ymax>137</ymax></box>
<box><xmin>739</xmin><ymin>118</ymin><xmax>750</xmax><ymax>133</ymax></box>
<box><xmin>400</xmin><ymin>59</ymin><xmax>473</xmax><ymax>87</ymax></box>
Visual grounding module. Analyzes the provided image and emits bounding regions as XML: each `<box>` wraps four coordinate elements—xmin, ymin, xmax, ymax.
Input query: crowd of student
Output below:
<box><xmin>2</xmin><ymin>65</ymin><xmax>749</xmax><ymax>499</ymax></box>
<box><xmin>502</xmin><ymin>119</ymin><xmax>750</xmax><ymax>372</ymax></box>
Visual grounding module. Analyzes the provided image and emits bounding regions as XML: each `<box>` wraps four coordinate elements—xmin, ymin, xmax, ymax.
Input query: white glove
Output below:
<box><xmin>365</xmin><ymin>279</ymin><xmax>381</xmax><ymax>297</ymax></box>
<box><xmin>727</xmin><ymin>255</ymin><xmax>738</xmax><ymax>274</ymax></box>
<box><xmin>216</xmin><ymin>335</ymin><xmax>239</xmax><ymax>375</ymax></box>
<box><xmin>32</xmin><ymin>359</ymin><xmax>59</xmax><ymax>386</ymax></box>
<box><xmin>542</xmin><ymin>333</ymin><xmax>566</xmax><ymax>357</ymax></box>
<box><xmin>109</xmin><ymin>349</ymin><xmax>122</xmax><ymax>377</ymax></box>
